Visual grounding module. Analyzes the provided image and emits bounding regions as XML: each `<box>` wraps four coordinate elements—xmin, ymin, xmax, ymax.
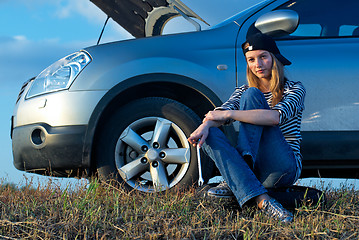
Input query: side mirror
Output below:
<box><xmin>255</xmin><ymin>10</ymin><xmax>299</xmax><ymax>37</ymax></box>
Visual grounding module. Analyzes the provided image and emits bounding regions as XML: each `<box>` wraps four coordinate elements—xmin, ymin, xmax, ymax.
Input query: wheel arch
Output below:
<box><xmin>82</xmin><ymin>73</ymin><xmax>236</xmax><ymax>172</ymax></box>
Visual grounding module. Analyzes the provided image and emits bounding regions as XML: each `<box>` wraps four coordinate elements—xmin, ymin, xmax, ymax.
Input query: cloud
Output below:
<box><xmin>30</xmin><ymin>0</ymin><xmax>132</xmax><ymax>42</ymax></box>
<box><xmin>0</xmin><ymin>36</ymin><xmax>15</xmax><ymax>43</ymax></box>
<box><xmin>6</xmin><ymin>0</ymin><xmax>106</xmax><ymax>25</ymax></box>
<box><xmin>53</xmin><ymin>0</ymin><xmax>132</xmax><ymax>40</ymax></box>
<box><xmin>0</xmin><ymin>36</ymin><xmax>84</xmax><ymax>87</ymax></box>
<box><xmin>55</xmin><ymin>0</ymin><xmax>105</xmax><ymax>24</ymax></box>
<box><xmin>13</xmin><ymin>35</ymin><xmax>27</xmax><ymax>41</ymax></box>
<box><xmin>0</xmin><ymin>32</ymin><xmax>130</xmax><ymax>89</ymax></box>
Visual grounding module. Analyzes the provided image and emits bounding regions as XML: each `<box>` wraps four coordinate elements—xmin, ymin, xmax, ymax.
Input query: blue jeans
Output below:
<box><xmin>203</xmin><ymin>87</ymin><xmax>298</xmax><ymax>207</ymax></box>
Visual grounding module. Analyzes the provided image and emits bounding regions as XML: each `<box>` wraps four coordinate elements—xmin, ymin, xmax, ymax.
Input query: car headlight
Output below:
<box><xmin>26</xmin><ymin>51</ymin><xmax>92</xmax><ymax>99</ymax></box>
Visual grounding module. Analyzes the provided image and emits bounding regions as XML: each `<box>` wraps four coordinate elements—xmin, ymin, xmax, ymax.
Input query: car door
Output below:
<box><xmin>237</xmin><ymin>0</ymin><xmax>359</xmax><ymax>177</ymax></box>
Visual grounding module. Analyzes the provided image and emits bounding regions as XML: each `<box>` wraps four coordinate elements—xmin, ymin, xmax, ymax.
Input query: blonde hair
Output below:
<box><xmin>246</xmin><ymin>53</ymin><xmax>285</xmax><ymax>106</ymax></box>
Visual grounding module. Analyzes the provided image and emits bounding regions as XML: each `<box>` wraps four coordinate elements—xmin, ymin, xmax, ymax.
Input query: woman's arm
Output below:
<box><xmin>205</xmin><ymin>109</ymin><xmax>280</xmax><ymax>126</ymax></box>
<box><xmin>188</xmin><ymin>109</ymin><xmax>279</xmax><ymax>147</ymax></box>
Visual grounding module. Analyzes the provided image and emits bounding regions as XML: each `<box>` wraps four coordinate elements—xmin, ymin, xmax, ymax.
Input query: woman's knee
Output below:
<box><xmin>202</xmin><ymin>127</ymin><xmax>231</xmax><ymax>161</ymax></box>
<box><xmin>244</xmin><ymin>87</ymin><xmax>262</xmax><ymax>95</ymax></box>
<box><xmin>242</xmin><ymin>87</ymin><xmax>263</xmax><ymax>99</ymax></box>
<box><xmin>205</xmin><ymin>127</ymin><xmax>233</xmax><ymax>149</ymax></box>
<box><xmin>206</xmin><ymin>127</ymin><xmax>225</xmax><ymax>142</ymax></box>
<box><xmin>240</xmin><ymin>87</ymin><xmax>269</xmax><ymax>110</ymax></box>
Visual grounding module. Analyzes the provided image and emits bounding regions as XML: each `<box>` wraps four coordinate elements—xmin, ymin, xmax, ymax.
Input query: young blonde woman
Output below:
<box><xmin>188</xmin><ymin>33</ymin><xmax>306</xmax><ymax>223</ymax></box>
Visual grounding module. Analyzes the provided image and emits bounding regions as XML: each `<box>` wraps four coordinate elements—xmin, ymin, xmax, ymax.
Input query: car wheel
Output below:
<box><xmin>95</xmin><ymin>97</ymin><xmax>213</xmax><ymax>192</ymax></box>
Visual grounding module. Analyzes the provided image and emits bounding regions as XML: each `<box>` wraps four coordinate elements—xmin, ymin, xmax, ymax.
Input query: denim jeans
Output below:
<box><xmin>203</xmin><ymin>87</ymin><xmax>298</xmax><ymax>207</ymax></box>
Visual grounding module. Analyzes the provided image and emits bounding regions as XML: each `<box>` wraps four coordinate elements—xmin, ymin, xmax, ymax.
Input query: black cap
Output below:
<box><xmin>242</xmin><ymin>33</ymin><xmax>291</xmax><ymax>66</ymax></box>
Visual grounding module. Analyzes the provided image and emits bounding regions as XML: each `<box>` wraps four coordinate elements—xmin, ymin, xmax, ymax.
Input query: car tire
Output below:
<box><xmin>94</xmin><ymin>97</ymin><xmax>213</xmax><ymax>192</ymax></box>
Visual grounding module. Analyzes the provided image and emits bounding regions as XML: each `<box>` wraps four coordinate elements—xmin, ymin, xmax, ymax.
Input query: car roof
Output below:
<box><xmin>90</xmin><ymin>0</ymin><xmax>208</xmax><ymax>38</ymax></box>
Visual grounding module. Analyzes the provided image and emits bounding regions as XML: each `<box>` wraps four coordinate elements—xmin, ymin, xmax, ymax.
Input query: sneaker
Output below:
<box><xmin>207</xmin><ymin>181</ymin><xmax>235</xmax><ymax>198</ymax></box>
<box><xmin>261</xmin><ymin>198</ymin><xmax>293</xmax><ymax>223</ymax></box>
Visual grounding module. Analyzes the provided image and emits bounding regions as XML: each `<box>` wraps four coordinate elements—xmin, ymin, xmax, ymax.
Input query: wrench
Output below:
<box><xmin>196</xmin><ymin>142</ymin><xmax>204</xmax><ymax>186</ymax></box>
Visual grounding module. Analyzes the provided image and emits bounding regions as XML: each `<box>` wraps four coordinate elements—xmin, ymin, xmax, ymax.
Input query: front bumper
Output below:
<box><xmin>11</xmin><ymin>78</ymin><xmax>108</xmax><ymax>176</ymax></box>
<box><xmin>12</xmin><ymin>123</ymin><xmax>87</xmax><ymax>173</ymax></box>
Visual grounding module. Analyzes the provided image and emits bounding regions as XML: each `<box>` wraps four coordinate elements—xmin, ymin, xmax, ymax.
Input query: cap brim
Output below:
<box><xmin>275</xmin><ymin>54</ymin><xmax>291</xmax><ymax>66</ymax></box>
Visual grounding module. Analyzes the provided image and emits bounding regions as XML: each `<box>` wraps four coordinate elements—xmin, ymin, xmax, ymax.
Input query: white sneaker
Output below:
<box><xmin>207</xmin><ymin>181</ymin><xmax>234</xmax><ymax>198</ymax></box>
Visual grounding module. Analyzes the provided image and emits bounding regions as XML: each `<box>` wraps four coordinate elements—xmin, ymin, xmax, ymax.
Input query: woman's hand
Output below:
<box><xmin>204</xmin><ymin>110</ymin><xmax>231</xmax><ymax>122</ymax></box>
<box><xmin>188</xmin><ymin>123</ymin><xmax>209</xmax><ymax>148</ymax></box>
<box><xmin>188</xmin><ymin>119</ymin><xmax>224</xmax><ymax>148</ymax></box>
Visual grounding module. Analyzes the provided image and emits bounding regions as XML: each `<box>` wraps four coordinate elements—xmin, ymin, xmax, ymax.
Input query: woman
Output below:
<box><xmin>188</xmin><ymin>33</ymin><xmax>305</xmax><ymax>223</ymax></box>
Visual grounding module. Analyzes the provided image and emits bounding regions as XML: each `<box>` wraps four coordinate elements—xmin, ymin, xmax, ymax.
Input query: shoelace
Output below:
<box><xmin>263</xmin><ymin>199</ymin><xmax>289</xmax><ymax>218</ymax></box>
<box><xmin>217</xmin><ymin>181</ymin><xmax>230</xmax><ymax>188</ymax></box>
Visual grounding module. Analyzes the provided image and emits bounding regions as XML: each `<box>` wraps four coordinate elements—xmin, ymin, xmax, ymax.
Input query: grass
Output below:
<box><xmin>0</xmin><ymin>178</ymin><xmax>358</xmax><ymax>239</ymax></box>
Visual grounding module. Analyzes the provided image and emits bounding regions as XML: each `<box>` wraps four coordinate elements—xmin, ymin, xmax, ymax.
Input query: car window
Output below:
<box><xmin>276</xmin><ymin>0</ymin><xmax>359</xmax><ymax>38</ymax></box>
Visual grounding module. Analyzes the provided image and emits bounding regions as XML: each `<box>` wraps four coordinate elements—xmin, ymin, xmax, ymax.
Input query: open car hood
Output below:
<box><xmin>90</xmin><ymin>0</ymin><xmax>209</xmax><ymax>38</ymax></box>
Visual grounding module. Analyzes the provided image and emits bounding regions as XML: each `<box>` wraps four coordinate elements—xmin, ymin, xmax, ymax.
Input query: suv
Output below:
<box><xmin>11</xmin><ymin>0</ymin><xmax>359</xmax><ymax>192</ymax></box>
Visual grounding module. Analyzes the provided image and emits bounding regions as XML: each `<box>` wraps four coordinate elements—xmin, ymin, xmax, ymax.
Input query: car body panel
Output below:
<box><xmin>12</xmin><ymin>124</ymin><xmax>86</xmax><ymax>172</ymax></box>
<box><xmin>280</xmin><ymin>38</ymin><xmax>359</xmax><ymax>131</ymax></box>
<box><xmin>13</xmin><ymin>89</ymin><xmax>107</xmax><ymax>128</ymax></box>
<box><xmin>71</xmin><ymin>24</ymin><xmax>239</xmax><ymax>104</ymax></box>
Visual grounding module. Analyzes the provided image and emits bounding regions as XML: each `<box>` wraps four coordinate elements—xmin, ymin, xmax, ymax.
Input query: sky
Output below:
<box><xmin>0</xmin><ymin>0</ymin><xmax>358</xmax><ymax>189</ymax></box>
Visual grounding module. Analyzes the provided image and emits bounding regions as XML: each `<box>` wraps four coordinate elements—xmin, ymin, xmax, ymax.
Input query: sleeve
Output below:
<box><xmin>272</xmin><ymin>81</ymin><xmax>306</xmax><ymax>125</ymax></box>
<box><xmin>214</xmin><ymin>85</ymin><xmax>248</xmax><ymax>111</ymax></box>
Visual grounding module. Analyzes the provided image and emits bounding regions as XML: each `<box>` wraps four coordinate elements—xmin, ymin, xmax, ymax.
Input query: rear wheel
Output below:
<box><xmin>94</xmin><ymin>97</ymin><xmax>213</xmax><ymax>192</ymax></box>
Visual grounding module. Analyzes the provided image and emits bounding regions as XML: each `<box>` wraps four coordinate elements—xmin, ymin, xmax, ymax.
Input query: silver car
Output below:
<box><xmin>11</xmin><ymin>0</ymin><xmax>359</xmax><ymax>192</ymax></box>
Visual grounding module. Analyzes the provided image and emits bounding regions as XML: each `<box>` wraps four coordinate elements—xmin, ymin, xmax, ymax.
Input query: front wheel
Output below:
<box><xmin>94</xmin><ymin>97</ymin><xmax>213</xmax><ymax>192</ymax></box>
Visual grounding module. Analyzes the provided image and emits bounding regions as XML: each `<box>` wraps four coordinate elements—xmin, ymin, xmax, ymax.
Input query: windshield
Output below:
<box><xmin>211</xmin><ymin>0</ymin><xmax>274</xmax><ymax>29</ymax></box>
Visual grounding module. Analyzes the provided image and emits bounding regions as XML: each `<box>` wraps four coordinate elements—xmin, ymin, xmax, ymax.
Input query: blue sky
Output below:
<box><xmin>0</xmin><ymin>0</ymin><xmax>262</xmax><ymax>186</ymax></box>
<box><xmin>1</xmin><ymin>0</ymin><xmax>358</xmax><ymax>189</ymax></box>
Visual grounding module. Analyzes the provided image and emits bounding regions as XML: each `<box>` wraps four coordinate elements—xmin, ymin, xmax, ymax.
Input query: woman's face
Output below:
<box><xmin>245</xmin><ymin>50</ymin><xmax>273</xmax><ymax>80</ymax></box>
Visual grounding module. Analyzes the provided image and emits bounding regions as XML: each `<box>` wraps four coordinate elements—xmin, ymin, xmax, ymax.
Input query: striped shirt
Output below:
<box><xmin>216</xmin><ymin>80</ymin><xmax>306</xmax><ymax>180</ymax></box>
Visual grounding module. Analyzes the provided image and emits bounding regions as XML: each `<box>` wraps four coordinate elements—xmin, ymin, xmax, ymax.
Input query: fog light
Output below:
<box><xmin>31</xmin><ymin>128</ymin><xmax>46</xmax><ymax>146</ymax></box>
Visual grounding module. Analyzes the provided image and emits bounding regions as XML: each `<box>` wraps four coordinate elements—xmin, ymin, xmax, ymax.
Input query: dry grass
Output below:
<box><xmin>0</xmin><ymin>178</ymin><xmax>358</xmax><ymax>240</ymax></box>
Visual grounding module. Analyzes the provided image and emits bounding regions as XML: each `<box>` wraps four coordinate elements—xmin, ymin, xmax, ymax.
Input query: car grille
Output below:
<box><xmin>16</xmin><ymin>78</ymin><xmax>34</xmax><ymax>104</ymax></box>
